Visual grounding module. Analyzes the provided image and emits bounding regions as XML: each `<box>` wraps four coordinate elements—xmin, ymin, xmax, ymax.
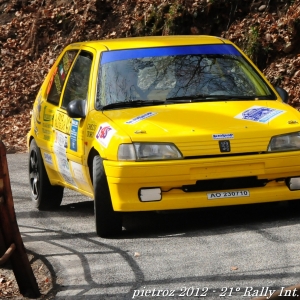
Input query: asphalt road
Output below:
<box><xmin>6</xmin><ymin>153</ymin><xmax>300</xmax><ymax>299</ymax></box>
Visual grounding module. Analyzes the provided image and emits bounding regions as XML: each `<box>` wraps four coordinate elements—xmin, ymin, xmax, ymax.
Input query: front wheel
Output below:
<box><xmin>93</xmin><ymin>155</ymin><xmax>122</xmax><ymax>237</ymax></box>
<box><xmin>29</xmin><ymin>139</ymin><xmax>64</xmax><ymax>210</ymax></box>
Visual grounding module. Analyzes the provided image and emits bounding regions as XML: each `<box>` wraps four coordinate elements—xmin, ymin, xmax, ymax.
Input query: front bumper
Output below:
<box><xmin>104</xmin><ymin>151</ymin><xmax>300</xmax><ymax>212</ymax></box>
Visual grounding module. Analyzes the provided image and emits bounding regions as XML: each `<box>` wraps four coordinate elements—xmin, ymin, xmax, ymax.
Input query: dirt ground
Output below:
<box><xmin>0</xmin><ymin>253</ymin><xmax>57</xmax><ymax>299</ymax></box>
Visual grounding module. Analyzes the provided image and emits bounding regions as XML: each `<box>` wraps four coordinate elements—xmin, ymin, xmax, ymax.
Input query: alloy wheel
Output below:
<box><xmin>29</xmin><ymin>149</ymin><xmax>39</xmax><ymax>199</ymax></box>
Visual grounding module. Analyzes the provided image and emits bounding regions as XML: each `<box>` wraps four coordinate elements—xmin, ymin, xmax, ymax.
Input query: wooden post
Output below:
<box><xmin>0</xmin><ymin>141</ymin><xmax>40</xmax><ymax>297</ymax></box>
<box><xmin>0</xmin><ymin>227</ymin><xmax>8</xmax><ymax>265</ymax></box>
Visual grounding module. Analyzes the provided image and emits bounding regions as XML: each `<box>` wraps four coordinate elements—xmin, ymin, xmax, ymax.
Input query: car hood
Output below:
<box><xmin>103</xmin><ymin>101</ymin><xmax>300</xmax><ymax>156</ymax></box>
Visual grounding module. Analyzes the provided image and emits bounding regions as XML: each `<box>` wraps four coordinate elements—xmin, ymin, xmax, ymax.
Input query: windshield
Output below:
<box><xmin>96</xmin><ymin>45</ymin><xmax>276</xmax><ymax>109</ymax></box>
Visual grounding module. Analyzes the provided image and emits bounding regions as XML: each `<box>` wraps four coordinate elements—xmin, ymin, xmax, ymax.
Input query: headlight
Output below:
<box><xmin>118</xmin><ymin>143</ymin><xmax>183</xmax><ymax>161</ymax></box>
<box><xmin>118</xmin><ymin>144</ymin><xmax>136</xmax><ymax>161</ymax></box>
<box><xmin>268</xmin><ymin>132</ymin><xmax>300</xmax><ymax>152</ymax></box>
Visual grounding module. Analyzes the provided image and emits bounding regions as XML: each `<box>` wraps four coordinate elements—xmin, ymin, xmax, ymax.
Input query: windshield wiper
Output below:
<box><xmin>102</xmin><ymin>95</ymin><xmax>269</xmax><ymax>110</ymax></box>
<box><xmin>166</xmin><ymin>94</ymin><xmax>263</xmax><ymax>102</ymax></box>
<box><xmin>224</xmin><ymin>95</ymin><xmax>262</xmax><ymax>100</ymax></box>
<box><xmin>166</xmin><ymin>95</ymin><xmax>232</xmax><ymax>102</ymax></box>
<box><xmin>101</xmin><ymin>100</ymin><xmax>166</xmax><ymax>110</ymax></box>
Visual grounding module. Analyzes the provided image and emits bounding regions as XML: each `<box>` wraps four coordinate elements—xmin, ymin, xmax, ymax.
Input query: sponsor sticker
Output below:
<box><xmin>43</xmin><ymin>106</ymin><xmax>53</xmax><ymax>122</ymax></box>
<box><xmin>212</xmin><ymin>133</ymin><xmax>234</xmax><ymax>140</ymax></box>
<box><xmin>95</xmin><ymin>123</ymin><xmax>116</xmax><ymax>148</ymax></box>
<box><xmin>70</xmin><ymin>119</ymin><xmax>79</xmax><ymax>151</ymax></box>
<box><xmin>70</xmin><ymin>162</ymin><xmax>87</xmax><ymax>184</ymax></box>
<box><xmin>44</xmin><ymin>152</ymin><xmax>53</xmax><ymax>165</ymax></box>
<box><xmin>87</xmin><ymin>124</ymin><xmax>97</xmax><ymax>131</ymax></box>
<box><xmin>42</xmin><ymin>128</ymin><xmax>51</xmax><ymax>135</ymax></box>
<box><xmin>56</xmin><ymin>155</ymin><xmax>75</xmax><ymax>185</ymax></box>
<box><xmin>87</xmin><ymin>123</ymin><xmax>96</xmax><ymax>138</ymax></box>
<box><xmin>55</xmin><ymin>130</ymin><xmax>68</xmax><ymax>148</ymax></box>
<box><xmin>54</xmin><ymin>131</ymin><xmax>75</xmax><ymax>186</ymax></box>
<box><xmin>69</xmin><ymin>162</ymin><xmax>93</xmax><ymax>193</ymax></box>
<box><xmin>55</xmin><ymin>111</ymin><xmax>71</xmax><ymax>133</ymax></box>
<box><xmin>125</xmin><ymin>112</ymin><xmax>157</xmax><ymax>125</ymax></box>
<box><xmin>235</xmin><ymin>106</ymin><xmax>285</xmax><ymax>123</ymax></box>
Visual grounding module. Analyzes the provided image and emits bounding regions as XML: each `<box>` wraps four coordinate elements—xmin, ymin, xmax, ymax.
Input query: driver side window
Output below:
<box><xmin>62</xmin><ymin>51</ymin><xmax>93</xmax><ymax>109</ymax></box>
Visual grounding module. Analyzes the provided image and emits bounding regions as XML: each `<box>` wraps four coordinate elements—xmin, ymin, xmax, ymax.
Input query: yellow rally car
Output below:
<box><xmin>28</xmin><ymin>35</ymin><xmax>300</xmax><ymax>237</ymax></box>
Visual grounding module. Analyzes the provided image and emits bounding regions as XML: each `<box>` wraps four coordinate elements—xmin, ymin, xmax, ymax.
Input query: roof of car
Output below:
<box><xmin>69</xmin><ymin>35</ymin><xmax>228</xmax><ymax>51</ymax></box>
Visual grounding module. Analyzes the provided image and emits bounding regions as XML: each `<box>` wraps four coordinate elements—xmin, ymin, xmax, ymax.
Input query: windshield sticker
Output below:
<box><xmin>70</xmin><ymin>119</ymin><xmax>79</xmax><ymax>151</ymax></box>
<box><xmin>58</xmin><ymin>64</ymin><xmax>65</xmax><ymax>80</ymax></box>
<box><xmin>235</xmin><ymin>106</ymin><xmax>285</xmax><ymax>123</ymax></box>
<box><xmin>96</xmin><ymin>123</ymin><xmax>116</xmax><ymax>148</ymax></box>
<box><xmin>125</xmin><ymin>112</ymin><xmax>157</xmax><ymax>125</ymax></box>
<box><xmin>213</xmin><ymin>133</ymin><xmax>234</xmax><ymax>140</ymax></box>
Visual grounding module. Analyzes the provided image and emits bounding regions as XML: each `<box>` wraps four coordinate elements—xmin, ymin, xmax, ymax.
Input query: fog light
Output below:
<box><xmin>288</xmin><ymin>177</ymin><xmax>300</xmax><ymax>190</ymax></box>
<box><xmin>138</xmin><ymin>188</ymin><xmax>162</xmax><ymax>202</ymax></box>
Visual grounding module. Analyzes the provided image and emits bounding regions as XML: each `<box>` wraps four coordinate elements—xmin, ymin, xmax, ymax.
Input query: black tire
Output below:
<box><xmin>29</xmin><ymin>139</ymin><xmax>64</xmax><ymax>210</ymax></box>
<box><xmin>93</xmin><ymin>155</ymin><xmax>122</xmax><ymax>237</ymax></box>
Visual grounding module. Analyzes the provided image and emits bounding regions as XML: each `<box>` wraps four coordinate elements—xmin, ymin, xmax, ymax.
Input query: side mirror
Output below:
<box><xmin>275</xmin><ymin>86</ymin><xmax>289</xmax><ymax>103</ymax></box>
<box><xmin>67</xmin><ymin>99</ymin><xmax>86</xmax><ymax>118</ymax></box>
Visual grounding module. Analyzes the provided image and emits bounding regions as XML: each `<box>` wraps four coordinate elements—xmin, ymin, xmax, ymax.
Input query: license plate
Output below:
<box><xmin>207</xmin><ymin>190</ymin><xmax>250</xmax><ymax>199</ymax></box>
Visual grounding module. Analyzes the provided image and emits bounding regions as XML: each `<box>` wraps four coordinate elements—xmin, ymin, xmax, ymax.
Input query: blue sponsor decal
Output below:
<box><xmin>125</xmin><ymin>112</ymin><xmax>157</xmax><ymax>125</ymax></box>
<box><xmin>235</xmin><ymin>106</ymin><xmax>285</xmax><ymax>123</ymax></box>
<box><xmin>101</xmin><ymin>44</ymin><xmax>241</xmax><ymax>64</ymax></box>
<box><xmin>70</xmin><ymin>119</ymin><xmax>79</xmax><ymax>151</ymax></box>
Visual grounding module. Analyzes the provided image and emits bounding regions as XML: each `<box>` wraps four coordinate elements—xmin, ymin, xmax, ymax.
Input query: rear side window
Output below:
<box><xmin>46</xmin><ymin>50</ymin><xmax>78</xmax><ymax>105</ymax></box>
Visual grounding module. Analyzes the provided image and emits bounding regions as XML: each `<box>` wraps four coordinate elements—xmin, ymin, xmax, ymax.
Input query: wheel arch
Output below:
<box><xmin>87</xmin><ymin>141</ymin><xmax>109</xmax><ymax>184</ymax></box>
<box><xmin>27</xmin><ymin>135</ymin><xmax>34</xmax><ymax>149</ymax></box>
<box><xmin>87</xmin><ymin>147</ymin><xmax>99</xmax><ymax>185</ymax></box>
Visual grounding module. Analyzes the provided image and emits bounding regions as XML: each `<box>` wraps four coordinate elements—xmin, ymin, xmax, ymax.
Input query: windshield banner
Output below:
<box><xmin>101</xmin><ymin>44</ymin><xmax>241</xmax><ymax>64</ymax></box>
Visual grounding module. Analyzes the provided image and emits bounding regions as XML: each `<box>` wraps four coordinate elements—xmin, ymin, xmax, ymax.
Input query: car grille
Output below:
<box><xmin>177</xmin><ymin>137</ymin><xmax>270</xmax><ymax>157</ymax></box>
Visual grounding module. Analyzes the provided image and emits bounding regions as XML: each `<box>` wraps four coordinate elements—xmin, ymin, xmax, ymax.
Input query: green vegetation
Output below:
<box><xmin>244</xmin><ymin>24</ymin><xmax>260</xmax><ymax>62</ymax></box>
<box><xmin>134</xmin><ymin>1</ymin><xmax>184</xmax><ymax>36</ymax></box>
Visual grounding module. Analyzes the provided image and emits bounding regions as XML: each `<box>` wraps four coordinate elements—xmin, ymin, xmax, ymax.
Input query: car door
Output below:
<box><xmin>34</xmin><ymin>49</ymin><xmax>79</xmax><ymax>183</ymax></box>
<box><xmin>52</xmin><ymin>48</ymin><xmax>95</xmax><ymax>194</ymax></box>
